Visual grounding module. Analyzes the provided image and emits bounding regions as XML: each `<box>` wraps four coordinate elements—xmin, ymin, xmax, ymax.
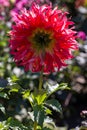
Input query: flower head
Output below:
<box><xmin>9</xmin><ymin>3</ymin><xmax>78</xmax><ymax>73</ymax></box>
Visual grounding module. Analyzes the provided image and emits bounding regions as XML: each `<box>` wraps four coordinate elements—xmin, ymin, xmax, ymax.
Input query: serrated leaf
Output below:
<box><xmin>36</xmin><ymin>93</ymin><xmax>47</xmax><ymax>105</ymax></box>
<box><xmin>0</xmin><ymin>103</ymin><xmax>5</xmax><ymax>114</ymax></box>
<box><xmin>33</xmin><ymin>105</ymin><xmax>45</xmax><ymax>127</ymax></box>
<box><xmin>45</xmin><ymin>99</ymin><xmax>62</xmax><ymax>113</ymax></box>
<box><xmin>46</xmin><ymin>82</ymin><xmax>70</xmax><ymax>98</ymax></box>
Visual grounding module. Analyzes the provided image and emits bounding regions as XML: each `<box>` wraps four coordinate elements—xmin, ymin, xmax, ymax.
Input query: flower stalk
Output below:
<box><xmin>34</xmin><ymin>121</ymin><xmax>37</xmax><ymax>130</ymax></box>
<box><xmin>39</xmin><ymin>70</ymin><xmax>43</xmax><ymax>91</ymax></box>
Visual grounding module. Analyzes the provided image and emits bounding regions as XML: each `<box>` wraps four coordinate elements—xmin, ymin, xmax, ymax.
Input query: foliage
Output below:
<box><xmin>0</xmin><ymin>78</ymin><xmax>69</xmax><ymax>129</ymax></box>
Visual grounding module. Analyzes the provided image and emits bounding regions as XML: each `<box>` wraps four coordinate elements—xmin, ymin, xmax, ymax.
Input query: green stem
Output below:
<box><xmin>33</xmin><ymin>69</ymin><xmax>43</xmax><ymax>130</ymax></box>
<box><xmin>34</xmin><ymin>121</ymin><xmax>37</xmax><ymax>130</ymax></box>
<box><xmin>39</xmin><ymin>70</ymin><xmax>43</xmax><ymax>91</ymax></box>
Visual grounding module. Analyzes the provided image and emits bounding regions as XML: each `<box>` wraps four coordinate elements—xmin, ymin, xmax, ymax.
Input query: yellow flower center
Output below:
<box><xmin>30</xmin><ymin>28</ymin><xmax>55</xmax><ymax>55</ymax></box>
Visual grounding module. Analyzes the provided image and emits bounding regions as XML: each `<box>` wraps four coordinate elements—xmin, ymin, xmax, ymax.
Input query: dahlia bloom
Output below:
<box><xmin>9</xmin><ymin>3</ymin><xmax>78</xmax><ymax>73</ymax></box>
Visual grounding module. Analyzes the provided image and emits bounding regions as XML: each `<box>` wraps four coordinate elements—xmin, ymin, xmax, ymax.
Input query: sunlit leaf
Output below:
<box><xmin>9</xmin><ymin>88</ymin><xmax>19</xmax><ymax>93</ymax></box>
<box><xmin>28</xmin><ymin>111</ymin><xmax>34</xmax><ymax>121</ymax></box>
<box><xmin>45</xmin><ymin>108</ymin><xmax>52</xmax><ymax>115</ymax></box>
<box><xmin>11</xmin><ymin>75</ymin><xmax>19</xmax><ymax>82</ymax></box>
<box><xmin>22</xmin><ymin>90</ymin><xmax>30</xmax><ymax>99</ymax></box>
<box><xmin>43</xmin><ymin>117</ymin><xmax>56</xmax><ymax>130</ymax></box>
<box><xmin>45</xmin><ymin>82</ymin><xmax>70</xmax><ymax>98</ymax></box>
<box><xmin>36</xmin><ymin>93</ymin><xmax>47</xmax><ymax>105</ymax></box>
<box><xmin>7</xmin><ymin>84</ymin><xmax>21</xmax><ymax>93</ymax></box>
<box><xmin>0</xmin><ymin>104</ymin><xmax>5</xmax><ymax>114</ymax></box>
<box><xmin>0</xmin><ymin>121</ymin><xmax>9</xmax><ymax>130</ymax></box>
<box><xmin>45</xmin><ymin>99</ymin><xmax>62</xmax><ymax>113</ymax></box>
<box><xmin>28</xmin><ymin>93</ymin><xmax>35</xmax><ymax>106</ymax></box>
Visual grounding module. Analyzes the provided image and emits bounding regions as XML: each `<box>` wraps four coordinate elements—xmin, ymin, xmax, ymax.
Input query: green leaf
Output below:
<box><xmin>28</xmin><ymin>92</ymin><xmax>47</xmax><ymax>106</ymax></box>
<box><xmin>9</xmin><ymin>88</ymin><xmax>19</xmax><ymax>93</ymax></box>
<box><xmin>38</xmin><ymin>109</ymin><xmax>45</xmax><ymax>127</ymax></box>
<box><xmin>43</xmin><ymin>117</ymin><xmax>56</xmax><ymax>130</ymax></box>
<box><xmin>58</xmin><ymin>83</ymin><xmax>70</xmax><ymax>90</ymax></box>
<box><xmin>28</xmin><ymin>111</ymin><xmax>34</xmax><ymax>121</ymax></box>
<box><xmin>45</xmin><ymin>108</ymin><xmax>52</xmax><ymax>115</ymax></box>
<box><xmin>0</xmin><ymin>88</ymin><xmax>4</xmax><ymax>91</ymax></box>
<box><xmin>7</xmin><ymin>83</ymin><xmax>21</xmax><ymax>89</ymax></box>
<box><xmin>0</xmin><ymin>121</ymin><xmax>9</xmax><ymax>130</ymax></box>
<box><xmin>36</xmin><ymin>93</ymin><xmax>47</xmax><ymax>105</ymax></box>
<box><xmin>45</xmin><ymin>82</ymin><xmax>70</xmax><ymax>98</ymax></box>
<box><xmin>6</xmin><ymin>117</ymin><xmax>30</xmax><ymax>130</ymax></box>
<box><xmin>0</xmin><ymin>92</ymin><xmax>9</xmax><ymax>99</ymax></box>
<box><xmin>22</xmin><ymin>90</ymin><xmax>30</xmax><ymax>99</ymax></box>
<box><xmin>7</xmin><ymin>84</ymin><xmax>21</xmax><ymax>93</ymax></box>
<box><xmin>45</xmin><ymin>99</ymin><xmax>62</xmax><ymax>113</ymax></box>
<box><xmin>11</xmin><ymin>75</ymin><xmax>19</xmax><ymax>82</ymax></box>
<box><xmin>33</xmin><ymin>105</ymin><xmax>45</xmax><ymax>127</ymax></box>
<box><xmin>0</xmin><ymin>103</ymin><xmax>5</xmax><ymax>114</ymax></box>
<box><xmin>28</xmin><ymin>93</ymin><xmax>34</xmax><ymax>106</ymax></box>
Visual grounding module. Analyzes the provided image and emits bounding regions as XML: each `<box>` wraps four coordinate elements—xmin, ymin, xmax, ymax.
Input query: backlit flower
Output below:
<box><xmin>9</xmin><ymin>3</ymin><xmax>78</xmax><ymax>73</ymax></box>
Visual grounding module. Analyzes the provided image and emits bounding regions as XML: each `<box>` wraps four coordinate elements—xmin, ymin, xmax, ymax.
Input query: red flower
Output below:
<box><xmin>9</xmin><ymin>3</ymin><xmax>78</xmax><ymax>73</ymax></box>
